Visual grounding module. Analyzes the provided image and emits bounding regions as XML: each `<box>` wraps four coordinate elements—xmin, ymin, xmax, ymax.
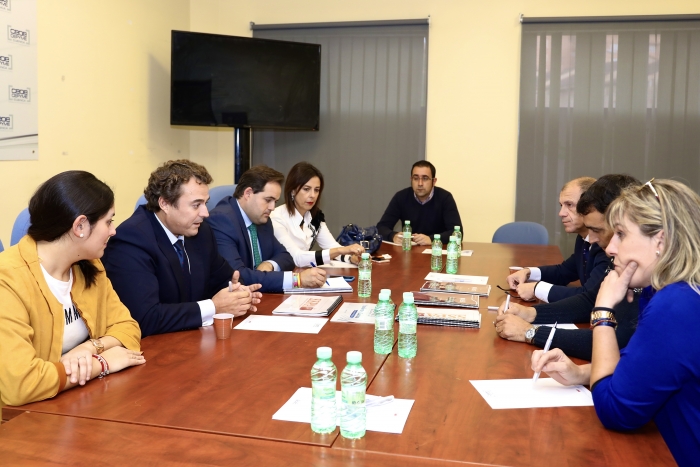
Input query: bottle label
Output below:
<box><xmin>313</xmin><ymin>381</ymin><xmax>336</xmax><ymax>400</ymax></box>
<box><xmin>375</xmin><ymin>316</ymin><xmax>392</xmax><ymax>331</ymax></box>
<box><xmin>342</xmin><ymin>386</ymin><xmax>366</xmax><ymax>406</ymax></box>
<box><xmin>399</xmin><ymin>321</ymin><xmax>417</xmax><ymax>334</ymax></box>
<box><xmin>359</xmin><ymin>270</ymin><xmax>371</xmax><ymax>280</ymax></box>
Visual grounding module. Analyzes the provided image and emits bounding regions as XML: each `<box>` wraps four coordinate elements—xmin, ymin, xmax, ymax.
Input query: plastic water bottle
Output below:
<box><xmin>431</xmin><ymin>234</ymin><xmax>443</xmax><ymax>272</ymax></box>
<box><xmin>402</xmin><ymin>220</ymin><xmax>412</xmax><ymax>251</ymax></box>
<box><xmin>453</xmin><ymin>226</ymin><xmax>463</xmax><ymax>246</ymax></box>
<box><xmin>446</xmin><ymin>236</ymin><xmax>460</xmax><ymax>274</ymax></box>
<box><xmin>357</xmin><ymin>253</ymin><xmax>372</xmax><ymax>298</ymax></box>
<box><xmin>340</xmin><ymin>351</ymin><xmax>367</xmax><ymax>439</ymax></box>
<box><xmin>380</xmin><ymin>289</ymin><xmax>395</xmax><ymax>312</ymax></box>
<box><xmin>310</xmin><ymin>347</ymin><xmax>337</xmax><ymax>434</ymax></box>
<box><xmin>374</xmin><ymin>291</ymin><xmax>394</xmax><ymax>354</ymax></box>
<box><xmin>398</xmin><ymin>292</ymin><xmax>418</xmax><ymax>358</ymax></box>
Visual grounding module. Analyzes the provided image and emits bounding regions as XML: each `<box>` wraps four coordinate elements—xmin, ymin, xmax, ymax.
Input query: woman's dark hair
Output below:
<box><xmin>284</xmin><ymin>162</ymin><xmax>325</xmax><ymax>217</ymax></box>
<box><xmin>27</xmin><ymin>171</ymin><xmax>115</xmax><ymax>287</ymax></box>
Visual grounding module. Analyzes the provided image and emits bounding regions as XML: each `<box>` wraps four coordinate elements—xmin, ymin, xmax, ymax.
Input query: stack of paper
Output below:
<box><xmin>411</xmin><ymin>291</ymin><xmax>479</xmax><ymax>309</ymax></box>
<box><xmin>420</xmin><ymin>280</ymin><xmax>491</xmax><ymax>297</ymax></box>
<box><xmin>395</xmin><ymin>306</ymin><xmax>481</xmax><ymax>328</ymax></box>
<box><xmin>272</xmin><ymin>295</ymin><xmax>343</xmax><ymax>317</ymax></box>
<box><xmin>283</xmin><ymin>276</ymin><xmax>352</xmax><ymax>294</ymax></box>
<box><xmin>424</xmin><ymin>273</ymin><xmax>489</xmax><ymax>284</ymax></box>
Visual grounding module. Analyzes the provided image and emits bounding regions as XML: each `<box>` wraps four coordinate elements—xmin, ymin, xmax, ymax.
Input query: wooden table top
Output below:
<box><xmin>2</xmin><ymin>242</ymin><xmax>675</xmax><ymax>466</ymax></box>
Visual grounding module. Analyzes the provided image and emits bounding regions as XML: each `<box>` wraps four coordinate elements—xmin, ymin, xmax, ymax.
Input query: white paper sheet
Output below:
<box><xmin>540</xmin><ymin>323</ymin><xmax>579</xmax><ymax>330</ymax></box>
<box><xmin>421</xmin><ymin>249</ymin><xmax>473</xmax><ymax>257</ymax></box>
<box><xmin>317</xmin><ymin>261</ymin><xmax>358</xmax><ymax>269</ymax></box>
<box><xmin>272</xmin><ymin>387</ymin><xmax>414</xmax><ymax>434</ymax></box>
<box><xmin>424</xmin><ymin>273</ymin><xmax>489</xmax><ymax>284</ymax></box>
<box><xmin>234</xmin><ymin>315</ymin><xmax>328</xmax><ymax>334</ymax></box>
<box><xmin>330</xmin><ymin>303</ymin><xmax>376</xmax><ymax>324</ymax></box>
<box><xmin>470</xmin><ymin>378</ymin><xmax>593</xmax><ymax>409</ymax></box>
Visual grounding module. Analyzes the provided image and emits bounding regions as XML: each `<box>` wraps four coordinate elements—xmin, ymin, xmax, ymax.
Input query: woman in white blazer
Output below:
<box><xmin>271</xmin><ymin>162</ymin><xmax>363</xmax><ymax>267</ymax></box>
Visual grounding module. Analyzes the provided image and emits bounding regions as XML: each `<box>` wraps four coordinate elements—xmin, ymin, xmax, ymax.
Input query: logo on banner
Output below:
<box><xmin>0</xmin><ymin>115</ymin><xmax>12</xmax><ymax>130</ymax></box>
<box><xmin>8</xmin><ymin>26</ymin><xmax>29</xmax><ymax>45</ymax></box>
<box><xmin>9</xmin><ymin>86</ymin><xmax>30</xmax><ymax>103</ymax></box>
<box><xmin>0</xmin><ymin>0</ymin><xmax>10</xmax><ymax>12</ymax></box>
<box><xmin>0</xmin><ymin>55</ymin><xmax>11</xmax><ymax>71</ymax></box>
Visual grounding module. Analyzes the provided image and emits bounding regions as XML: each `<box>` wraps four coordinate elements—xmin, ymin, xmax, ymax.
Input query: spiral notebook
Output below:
<box><xmin>272</xmin><ymin>295</ymin><xmax>344</xmax><ymax>317</ymax></box>
<box><xmin>411</xmin><ymin>291</ymin><xmax>480</xmax><ymax>309</ymax></box>
<box><xmin>394</xmin><ymin>306</ymin><xmax>482</xmax><ymax>328</ymax></box>
<box><xmin>420</xmin><ymin>281</ymin><xmax>491</xmax><ymax>297</ymax></box>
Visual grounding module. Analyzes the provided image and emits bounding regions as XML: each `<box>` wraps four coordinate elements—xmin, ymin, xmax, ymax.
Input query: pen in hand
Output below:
<box><xmin>503</xmin><ymin>294</ymin><xmax>511</xmax><ymax>314</ymax></box>
<box><xmin>228</xmin><ymin>281</ymin><xmax>233</xmax><ymax>292</ymax></box>
<box><xmin>309</xmin><ymin>262</ymin><xmax>330</xmax><ymax>286</ymax></box>
<box><xmin>533</xmin><ymin>322</ymin><xmax>557</xmax><ymax>384</ymax></box>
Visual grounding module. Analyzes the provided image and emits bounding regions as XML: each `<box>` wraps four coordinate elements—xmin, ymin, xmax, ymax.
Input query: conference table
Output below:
<box><xmin>1</xmin><ymin>242</ymin><xmax>674</xmax><ymax>466</ymax></box>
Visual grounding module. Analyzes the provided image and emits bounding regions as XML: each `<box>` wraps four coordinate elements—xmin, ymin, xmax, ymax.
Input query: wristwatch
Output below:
<box><xmin>525</xmin><ymin>326</ymin><xmax>539</xmax><ymax>344</ymax></box>
<box><xmin>90</xmin><ymin>338</ymin><xmax>104</xmax><ymax>354</ymax></box>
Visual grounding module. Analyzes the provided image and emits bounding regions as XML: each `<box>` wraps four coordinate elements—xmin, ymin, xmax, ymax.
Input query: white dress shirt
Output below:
<box><xmin>270</xmin><ymin>204</ymin><xmax>346</xmax><ymax>268</ymax></box>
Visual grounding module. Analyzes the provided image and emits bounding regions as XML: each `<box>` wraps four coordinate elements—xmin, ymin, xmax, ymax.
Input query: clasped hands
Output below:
<box><xmin>60</xmin><ymin>340</ymin><xmax>145</xmax><ymax>386</ymax></box>
<box><xmin>392</xmin><ymin>232</ymin><xmax>431</xmax><ymax>246</ymax></box>
<box><xmin>212</xmin><ymin>270</ymin><xmax>263</xmax><ymax>316</ymax></box>
<box><xmin>505</xmin><ymin>268</ymin><xmax>538</xmax><ymax>301</ymax></box>
<box><xmin>493</xmin><ymin>300</ymin><xmax>537</xmax><ymax>342</ymax></box>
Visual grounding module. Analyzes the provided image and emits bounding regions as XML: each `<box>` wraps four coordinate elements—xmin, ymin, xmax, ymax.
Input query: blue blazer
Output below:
<box><xmin>102</xmin><ymin>206</ymin><xmax>233</xmax><ymax>338</ymax></box>
<box><xmin>538</xmin><ymin>235</ymin><xmax>609</xmax><ymax>302</ymax></box>
<box><xmin>207</xmin><ymin>196</ymin><xmax>294</xmax><ymax>293</ymax></box>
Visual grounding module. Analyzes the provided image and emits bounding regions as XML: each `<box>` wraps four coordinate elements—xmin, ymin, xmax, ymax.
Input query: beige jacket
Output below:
<box><xmin>0</xmin><ymin>236</ymin><xmax>141</xmax><ymax>408</ymax></box>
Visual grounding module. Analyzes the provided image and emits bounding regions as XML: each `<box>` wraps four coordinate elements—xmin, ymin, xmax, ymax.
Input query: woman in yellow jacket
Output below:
<box><xmin>0</xmin><ymin>171</ymin><xmax>145</xmax><ymax>408</ymax></box>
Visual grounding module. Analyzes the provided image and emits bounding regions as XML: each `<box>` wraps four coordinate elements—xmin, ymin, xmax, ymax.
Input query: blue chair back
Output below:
<box><xmin>0</xmin><ymin>238</ymin><xmax>4</xmax><ymax>253</ymax></box>
<box><xmin>134</xmin><ymin>194</ymin><xmax>147</xmax><ymax>211</ymax></box>
<box><xmin>492</xmin><ymin>221</ymin><xmax>549</xmax><ymax>245</ymax></box>
<box><xmin>11</xmin><ymin>208</ymin><xmax>31</xmax><ymax>245</ymax></box>
<box><xmin>207</xmin><ymin>184</ymin><xmax>236</xmax><ymax>210</ymax></box>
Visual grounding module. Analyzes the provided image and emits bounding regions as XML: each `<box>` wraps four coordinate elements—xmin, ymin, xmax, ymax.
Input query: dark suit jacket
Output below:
<box><xmin>102</xmin><ymin>206</ymin><xmax>233</xmax><ymax>338</ymax></box>
<box><xmin>207</xmin><ymin>196</ymin><xmax>294</xmax><ymax>293</ymax></box>
<box><xmin>538</xmin><ymin>235</ymin><xmax>609</xmax><ymax>302</ymax></box>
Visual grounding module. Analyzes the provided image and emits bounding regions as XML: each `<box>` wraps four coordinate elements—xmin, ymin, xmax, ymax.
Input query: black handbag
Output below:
<box><xmin>335</xmin><ymin>224</ymin><xmax>382</xmax><ymax>254</ymax></box>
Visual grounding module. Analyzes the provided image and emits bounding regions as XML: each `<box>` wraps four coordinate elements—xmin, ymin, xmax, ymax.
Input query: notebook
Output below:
<box><xmin>411</xmin><ymin>291</ymin><xmax>479</xmax><ymax>309</ymax></box>
<box><xmin>394</xmin><ymin>306</ymin><xmax>482</xmax><ymax>328</ymax></box>
<box><xmin>272</xmin><ymin>295</ymin><xmax>343</xmax><ymax>317</ymax></box>
<box><xmin>420</xmin><ymin>281</ymin><xmax>491</xmax><ymax>297</ymax></box>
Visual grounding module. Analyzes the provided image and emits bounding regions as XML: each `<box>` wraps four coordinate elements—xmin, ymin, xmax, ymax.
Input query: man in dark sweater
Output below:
<box><xmin>494</xmin><ymin>174</ymin><xmax>641</xmax><ymax>361</ymax></box>
<box><xmin>377</xmin><ymin>161</ymin><xmax>462</xmax><ymax>245</ymax></box>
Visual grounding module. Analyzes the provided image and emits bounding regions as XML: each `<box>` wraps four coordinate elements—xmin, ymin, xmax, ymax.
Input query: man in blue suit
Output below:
<box><xmin>103</xmin><ymin>160</ymin><xmax>261</xmax><ymax>338</ymax></box>
<box><xmin>506</xmin><ymin>176</ymin><xmax>609</xmax><ymax>303</ymax></box>
<box><xmin>208</xmin><ymin>165</ymin><xmax>326</xmax><ymax>293</ymax></box>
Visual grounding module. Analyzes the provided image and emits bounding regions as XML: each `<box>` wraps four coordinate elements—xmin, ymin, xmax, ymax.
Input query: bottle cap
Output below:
<box><xmin>347</xmin><ymin>351</ymin><xmax>362</xmax><ymax>364</ymax></box>
<box><xmin>317</xmin><ymin>347</ymin><xmax>332</xmax><ymax>359</ymax></box>
<box><xmin>402</xmin><ymin>292</ymin><xmax>414</xmax><ymax>304</ymax></box>
<box><xmin>449</xmin><ymin>236</ymin><xmax>456</xmax><ymax>242</ymax></box>
<box><xmin>361</xmin><ymin>252</ymin><xmax>370</xmax><ymax>259</ymax></box>
<box><xmin>434</xmin><ymin>234</ymin><xmax>440</xmax><ymax>239</ymax></box>
<box><xmin>380</xmin><ymin>288</ymin><xmax>391</xmax><ymax>295</ymax></box>
<box><xmin>378</xmin><ymin>291</ymin><xmax>390</xmax><ymax>301</ymax></box>
<box><xmin>454</xmin><ymin>226</ymin><xmax>461</xmax><ymax>231</ymax></box>
<box><xmin>405</xmin><ymin>220</ymin><xmax>411</xmax><ymax>225</ymax></box>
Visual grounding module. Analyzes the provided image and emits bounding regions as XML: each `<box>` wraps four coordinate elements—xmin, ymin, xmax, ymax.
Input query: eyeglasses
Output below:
<box><xmin>644</xmin><ymin>178</ymin><xmax>660</xmax><ymax>200</ymax></box>
<box><xmin>412</xmin><ymin>176</ymin><xmax>433</xmax><ymax>183</ymax></box>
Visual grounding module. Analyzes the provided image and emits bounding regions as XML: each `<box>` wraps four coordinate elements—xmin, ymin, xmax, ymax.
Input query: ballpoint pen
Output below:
<box><xmin>309</xmin><ymin>262</ymin><xmax>330</xmax><ymax>286</ymax></box>
<box><xmin>504</xmin><ymin>294</ymin><xmax>511</xmax><ymax>314</ymax></box>
<box><xmin>533</xmin><ymin>322</ymin><xmax>557</xmax><ymax>383</ymax></box>
<box><xmin>228</xmin><ymin>281</ymin><xmax>233</xmax><ymax>292</ymax></box>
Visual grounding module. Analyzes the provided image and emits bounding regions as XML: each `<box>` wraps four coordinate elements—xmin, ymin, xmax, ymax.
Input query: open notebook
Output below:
<box><xmin>283</xmin><ymin>276</ymin><xmax>353</xmax><ymax>294</ymax></box>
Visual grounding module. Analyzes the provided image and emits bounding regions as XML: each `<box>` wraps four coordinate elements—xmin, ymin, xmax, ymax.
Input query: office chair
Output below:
<box><xmin>206</xmin><ymin>184</ymin><xmax>236</xmax><ymax>210</ymax></box>
<box><xmin>11</xmin><ymin>208</ymin><xmax>31</xmax><ymax>245</ymax></box>
<box><xmin>492</xmin><ymin>221</ymin><xmax>549</xmax><ymax>245</ymax></box>
<box><xmin>0</xmin><ymin>238</ymin><xmax>4</xmax><ymax>253</ymax></box>
<box><xmin>134</xmin><ymin>194</ymin><xmax>147</xmax><ymax>211</ymax></box>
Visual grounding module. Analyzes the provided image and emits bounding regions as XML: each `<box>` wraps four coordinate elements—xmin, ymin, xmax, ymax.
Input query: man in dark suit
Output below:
<box><xmin>103</xmin><ymin>160</ymin><xmax>261</xmax><ymax>338</ymax></box>
<box><xmin>506</xmin><ymin>177</ymin><xmax>609</xmax><ymax>303</ymax></box>
<box><xmin>208</xmin><ymin>165</ymin><xmax>327</xmax><ymax>293</ymax></box>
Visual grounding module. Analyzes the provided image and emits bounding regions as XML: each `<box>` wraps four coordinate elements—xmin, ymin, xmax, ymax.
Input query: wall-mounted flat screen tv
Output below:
<box><xmin>171</xmin><ymin>30</ymin><xmax>321</xmax><ymax>130</ymax></box>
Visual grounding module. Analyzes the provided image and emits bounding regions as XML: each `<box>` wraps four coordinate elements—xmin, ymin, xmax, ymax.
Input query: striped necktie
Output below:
<box><xmin>248</xmin><ymin>224</ymin><xmax>262</xmax><ymax>268</ymax></box>
<box><xmin>173</xmin><ymin>239</ymin><xmax>192</xmax><ymax>301</ymax></box>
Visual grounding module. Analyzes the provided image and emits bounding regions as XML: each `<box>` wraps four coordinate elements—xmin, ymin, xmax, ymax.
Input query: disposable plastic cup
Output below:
<box><xmin>213</xmin><ymin>313</ymin><xmax>234</xmax><ymax>339</ymax></box>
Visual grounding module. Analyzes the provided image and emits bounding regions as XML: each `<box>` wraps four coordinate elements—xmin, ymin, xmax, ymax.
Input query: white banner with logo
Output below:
<box><xmin>0</xmin><ymin>0</ymin><xmax>38</xmax><ymax>160</ymax></box>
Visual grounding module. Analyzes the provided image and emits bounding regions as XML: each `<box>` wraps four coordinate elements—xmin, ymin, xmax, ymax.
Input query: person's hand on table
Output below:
<box><xmin>102</xmin><ymin>346</ymin><xmax>146</xmax><ymax>374</ymax></box>
<box><xmin>494</xmin><ymin>313</ymin><xmax>532</xmax><ymax>342</ymax></box>
<box><xmin>225</xmin><ymin>270</ymin><xmax>262</xmax><ymax>313</ymax></box>
<box><xmin>212</xmin><ymin>286</ymin><xmax>259</xmax><ymax>316</ymax></box>
<box><xmin>256</xmin><ymin>261</ymin><xmax>275</xmax><ymax>272</ymax></box>
<box><xmin>340</xmin><ymin>244</ymin><xmax>364</xmax><ymax>256</ymax></box>
<box><xmin>60</xmin><ymin>343</ymin><xmax>95</xmax><ymax>385</ymax></box>
<box><xmin>596</xmin><ymin>261</ymin><xmax>637</xmax><ymax>307</ymax></box>
<box><xmin>300</xmin><ymin>267</ymin><xmax>327</xmax><ymax>288</ymax></box>
<box><xmin>531</xmin><ymin>348</ymin><xmax>590</xmax><ymax>386</ymax></box>
<box><xmin>412</xmin><ymin>233</ymin><xmax>431</xmax><ymax>246</ymax></box>
<box><xmin>497</xmin><ymin>301</ymin><xmax>537</xmax><ymax>322</ymax></box>
<box><xmin>515</xmin><ymin>281</ymin><xmax>537</xmax><ymax>301</ymax></box>
<box><xmin>506</xmin><ymin>268</ymin><xmax>530</xmax><ymax>289</ymax></box>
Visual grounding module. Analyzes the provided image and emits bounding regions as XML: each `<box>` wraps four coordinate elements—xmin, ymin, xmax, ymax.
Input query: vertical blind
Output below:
<box><xmin>517</xmin><ymin>19</ymin><xmax>700</xmax><ymax>255</ymax></box>
<box><xmin>253</xmin><ymin>22</ymin><xmax>429</xmax><ymax>235</ymax></box>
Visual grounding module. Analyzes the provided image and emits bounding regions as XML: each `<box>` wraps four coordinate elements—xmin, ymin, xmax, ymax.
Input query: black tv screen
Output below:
<box><xmin>171</xmin><ymin>30</ymin><xmax>321</xmax><ymax>130</ymax></box>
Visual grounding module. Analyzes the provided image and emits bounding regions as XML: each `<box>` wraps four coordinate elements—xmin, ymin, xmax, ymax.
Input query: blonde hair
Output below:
<box><xmin>606</xmin><ymin>179</ymin><xmax>700</xmax><ymax>294</ymax></box>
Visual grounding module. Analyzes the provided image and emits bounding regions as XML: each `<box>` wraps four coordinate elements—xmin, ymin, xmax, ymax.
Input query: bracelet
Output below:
<box><xmin>293</xmin><ymin>272</ymin><xmax>301</xmax><ymax>288</ymax></box>
<box><xmin>591</xmin><ymin>319</ymin><xmax>617</xmax><ymax>330</ymax></box>
<box><xmin>592</xmin><ymin>306</ymin><xmax>616</xmax><ymax>315</ymax></box>
<box><xmin>92</xmin><ymin>354</ymin><xmax>110</xmax><ymax>378</ymax></box>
